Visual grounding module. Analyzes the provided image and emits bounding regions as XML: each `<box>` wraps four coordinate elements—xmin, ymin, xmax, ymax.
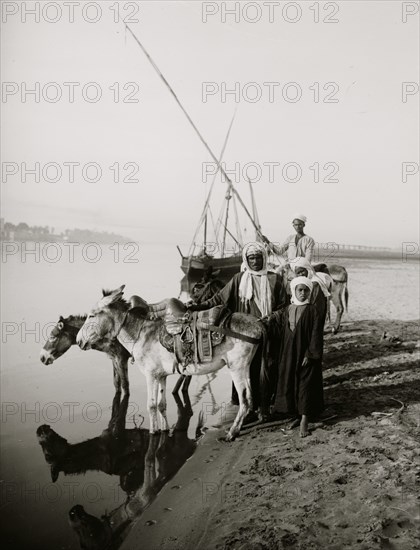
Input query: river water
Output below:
<box><xmin>1</xmin><ymin>242</ymin><xmax>418</xmax><ymax>549</ymax></box>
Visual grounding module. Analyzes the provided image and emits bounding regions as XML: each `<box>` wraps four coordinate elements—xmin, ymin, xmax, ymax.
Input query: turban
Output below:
<box><xmin>239</xmin><ymin>242</ymin><xmax>272</xmax><ymax>317</ymax></box>
<box><xmin>290</xmin><ymin>257</ymin><xmax>331</xmax><ymax>298</ymax></box>
<box><xmin>290</xmin><ymin>257</ymin><xmax>313</xmax><ymax>275</ymax></box>
<box><xmin>290</xmin><ymin>276</ymin><xmax>313</xmax><ymax>306</ymax></box>
<box><xmin>292</xmin><ymin>214</ymin><xmax>307</xmax><ymax>223</ymax></box>
<box><xmin>243</xmin><ymin>241</ymin><xmax>265</xmax><ymax>259</ymax></box>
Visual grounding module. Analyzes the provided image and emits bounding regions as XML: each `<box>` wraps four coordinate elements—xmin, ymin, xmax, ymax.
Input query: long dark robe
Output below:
<box><xmin>200</xmin><ymin>271</ymin><xmax>288</xmax><ymax>409</ymax></box>
<box><xmin>310</xmin><ymin>282</ymin><xmax>327</xmax><ymax>357</ymax></box>
<box><xmin>270</xmin><ymin>304</ymin><xmax>324</xmax><ymax>418</ymax></box>
<box><xmin>311</xmin><ymin>282</ymin><xmax>328</xmax><ymax>326</ymax></box>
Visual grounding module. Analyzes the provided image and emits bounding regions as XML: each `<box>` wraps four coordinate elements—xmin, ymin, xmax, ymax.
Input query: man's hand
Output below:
<box><xmin>261</xmin><ymin>234</ymin><xmax>270</xmax><ymax>245</ymax></box>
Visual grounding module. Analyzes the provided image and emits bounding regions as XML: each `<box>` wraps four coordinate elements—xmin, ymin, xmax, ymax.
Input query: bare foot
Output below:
<box><xmin>300</xmin><ymin>415</ymin><xmax>309</xmax><ymax>438</ymax></box>
<box><xmin>288</xmin><ymin>418</ymin><xmax>301</xmax><ymax>430</ymax></box>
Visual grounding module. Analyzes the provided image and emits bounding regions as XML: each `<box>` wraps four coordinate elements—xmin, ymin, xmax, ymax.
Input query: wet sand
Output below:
<box><xmin>122</xmin><ymin>319</ymin><xmax>420</xmax><ymax>550</ymax></box>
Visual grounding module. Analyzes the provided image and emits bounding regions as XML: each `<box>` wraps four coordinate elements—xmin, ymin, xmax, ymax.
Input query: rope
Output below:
<box><xmin>125</xmin><ymin>25</ymin><xmax>264</xmax><ymax>240</ymax></box>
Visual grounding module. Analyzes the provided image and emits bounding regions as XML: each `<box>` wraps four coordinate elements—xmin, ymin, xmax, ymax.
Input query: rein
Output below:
<box><xmin>200</xmin><ymin>324</ymin><xmax>260</xmax><ymax>345</ymax></box>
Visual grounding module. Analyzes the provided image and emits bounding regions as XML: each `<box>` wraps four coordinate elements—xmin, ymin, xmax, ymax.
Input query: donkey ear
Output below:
<box><xmin>57</xmin><ymin>321</ymin><xmax>64</xmax><ymax>330</ymax></box>
<box><xmin>59</xmin><ymin>315</ymin><xmax>64</xmax><ymax>321</ymax></box>
<box><xmin>112</xmin><ymin>285</ymin><xmax>125</xmax><ymax>300</ymax></box>
<box><xmin>100</xmin><ymin>285</ymin><xmax>126</xmax><ymax>306</ymax></box>
<box><xmin>103</xmin><ymin>285</ymin><xmax>125</xmax><ymax>298</ymax></box>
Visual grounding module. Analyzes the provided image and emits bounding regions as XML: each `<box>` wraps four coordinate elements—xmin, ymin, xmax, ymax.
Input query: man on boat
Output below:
<box><xmin>187</xmin><ymin>241</ymin><xmax>287</xmax><ymax>420</ymax></box>
<box><xmin>264</xmin><ymin>214</ymin><xmax>315</xmax><ymax>263</ymax></box>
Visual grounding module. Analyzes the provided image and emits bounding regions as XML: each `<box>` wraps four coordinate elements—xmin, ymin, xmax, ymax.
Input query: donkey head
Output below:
<box><xmin>76</xmin><ymin>286</ymin><xmax>127</xmax><ymax>351</ymax></box>
<box><xmin>40</xmin><ymin>316</ymin><xmax>85</xmax><ymax>365</ymax></box>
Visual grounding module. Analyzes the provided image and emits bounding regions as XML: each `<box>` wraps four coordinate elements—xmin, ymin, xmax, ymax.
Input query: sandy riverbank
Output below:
<box><xmin>122</xmin><ymin>319</ymin><xmax>420</xmax><ymax>550</ymax></box>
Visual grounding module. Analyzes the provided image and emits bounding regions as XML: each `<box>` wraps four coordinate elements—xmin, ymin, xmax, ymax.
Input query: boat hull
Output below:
<box><xmin>180</xmin><ymin>254</ymin><xmax>242</xmax><ymax>283</ymax></box>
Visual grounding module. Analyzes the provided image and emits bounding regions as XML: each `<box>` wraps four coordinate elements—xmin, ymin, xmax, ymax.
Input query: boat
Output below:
<box><xmin>177</xmin><ymin>178</ymin><xmax>263</xmax><ymax>284</ymax></box>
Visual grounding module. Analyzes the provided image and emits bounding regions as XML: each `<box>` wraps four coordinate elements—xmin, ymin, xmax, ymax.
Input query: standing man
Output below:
<box><xmin>187</xmin><ymin>241</ymin><xmax>287</xmax><ymax>419</ymax></box>
<box><xmin>188</xmin><ymin>242</ymin><xmax>286</xmax><ymax>317</ymax></box>
<box><xmin>264</xmin><ymin>214</ymin><xmax>315</xmax><ymax>263</ymax></box>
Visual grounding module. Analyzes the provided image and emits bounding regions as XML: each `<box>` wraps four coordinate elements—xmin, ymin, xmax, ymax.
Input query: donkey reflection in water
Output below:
<box><xmin>37</xmin><ymin>392</ymin><xmax>149</xmax><ymax>486</ymax></box>
<box><xmin>37</xmin><ymin>391</ymin><xmax>202</xmax><ymax>550</ymax></box>
<box><xmin>77</xmin><ymin>285</ymin><xmax>267</xmax><ymax>441</ymax></box>
<box><xmin>40</xmin><ymin>314</ymin><xmax>131</xmax><ymax>394</ymax></box>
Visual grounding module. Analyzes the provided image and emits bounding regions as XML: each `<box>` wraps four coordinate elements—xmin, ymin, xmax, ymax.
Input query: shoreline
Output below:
<box><xmin>121</xmin><ymin>418</ymin><xmax>242</xmax><ymax>550</ymax></box>
<box><xmin>122</xmin><ymin>319</ymin><xmax>420</xmax><ymax>550</ymax></box>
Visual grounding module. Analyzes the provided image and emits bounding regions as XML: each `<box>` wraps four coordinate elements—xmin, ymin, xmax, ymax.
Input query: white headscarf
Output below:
<box><xmin>290</xmin><ymin>276</ymin><xmax>313</xmax><ymax>306</ymax></box>
<box><xmin>290</xmin><ymin>257</ymin><xmax>331</xmax><ymax>297</ymax></box>
<box><xmin>293</xmin><ymin>214</ymin><xmax>307</xmax><ymax>223</ymax></box>
<box><xmin>239</xmin><ymin>242</ymin><xmax>272</xmax><ymax>317</ymax></box>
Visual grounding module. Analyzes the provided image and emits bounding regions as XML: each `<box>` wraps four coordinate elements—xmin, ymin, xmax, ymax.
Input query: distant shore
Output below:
<box><xmin>312</xmin><ymin>247</ymin><xmax>419</xmax><ymax>262</ymax></box>
<box><xmin>1</xmin><ymin>238</ymin><xmax>418</xmax><ymax>261</ymax></box>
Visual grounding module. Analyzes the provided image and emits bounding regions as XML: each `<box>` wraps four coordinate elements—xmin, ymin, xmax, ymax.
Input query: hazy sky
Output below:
<box><xmin>1</xmin><ymin>0</ymin><xmax>419</xmax><ymax>248</ymax></box>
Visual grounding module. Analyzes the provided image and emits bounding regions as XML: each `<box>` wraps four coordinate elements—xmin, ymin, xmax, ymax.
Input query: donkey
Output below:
<box><xmin>76</xmin><ymin>286</ymin><xmax>266</xmax><ymax>441</ymax></box>
<box><xmin>50</xmin><ymin>392</ymin><xmax>201</xmax><ymax>550</ymax></box>
<box><xmin>37</xmin><ymin>392</ymin><xmax>149</xmax><ymax>487</ymax></box>
<box><xmin>326</xmin><ymin>264</ymin><xmax>349</xmax><ymax>333</ymax></box>
<box><xmin>40</xmin><ymin>314</ymin><xmax>131</xmax><ymax>394</ymax></box>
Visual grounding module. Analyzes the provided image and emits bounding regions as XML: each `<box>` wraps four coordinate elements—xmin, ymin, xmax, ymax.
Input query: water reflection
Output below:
<box><xmin>37</xmin><ymin>391</ymin><xmax>202</xmax><ymax>550</ymax></box>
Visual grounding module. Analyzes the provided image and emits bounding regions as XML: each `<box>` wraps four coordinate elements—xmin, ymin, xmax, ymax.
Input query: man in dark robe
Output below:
<box><xmin>188</xmin><ymin>241</ymin><xmax>287</xmax><ymax>419</ymax></box>
<box><xmin>268</xmin><ymin>276</ymin><xmax>324</xmax><ymax>437</ymax></box>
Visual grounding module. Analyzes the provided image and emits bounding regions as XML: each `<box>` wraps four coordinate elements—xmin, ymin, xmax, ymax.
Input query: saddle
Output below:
<box><xmin>127</xmin><ymin>296</ymin><xmax>169</xmax><ymax>321</ymax></box>
<box><xmin>160</xmin><ymin>298</ymin><xmax>230</xmax><ymax>369</ymax></box>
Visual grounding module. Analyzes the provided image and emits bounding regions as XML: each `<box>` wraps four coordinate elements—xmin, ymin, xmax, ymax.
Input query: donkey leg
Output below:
<box><xmin>112</xmin><ymin>362</ymin><xmax>121</xmax><ymax>393</ymax></box>
<box><xmin>119</xmin><ymin>360</ymin><xmax>130</xmax><ymax>395</ymax></box>
<box><xmin>330</xmin><ymin>284</ymin><xmax>344</xmax><ymax>334</ymax></box>
<box><xmin>172</xmin><ymin>374</ymin><xmax>184</xmax><ymax>394</ymax></box>
<box><xmin>332</xmin><ymin>292</ymin><xmax>344</xmax><ymax>334</ymax></box>
<box><xmin>181</xmin><ymin>375</ymin><xmax>192</xmax><ymax>394</ymax></box>
<box><xmin>116</xmin><ymin>359</ymin><xmax>130</xmax><ymax>395</ymax></box>
<box><xmin>157</xmin><ymin>376</ymin><xmax>169</xmax><ymax>432</ymax></box>
<box><xmin>333</xmin><ymin>307</ymin><xmax>343</xmax><ymax>334</ymax></box>
<box><xmin>145</xmin><ymin>372</ymin><xmax>160</xmax><ymax>433</ymax></box>
<box><xmin>226</xmin><ymin>371</ymin><xmax>252</xmax><ymax>442</ymax></box>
